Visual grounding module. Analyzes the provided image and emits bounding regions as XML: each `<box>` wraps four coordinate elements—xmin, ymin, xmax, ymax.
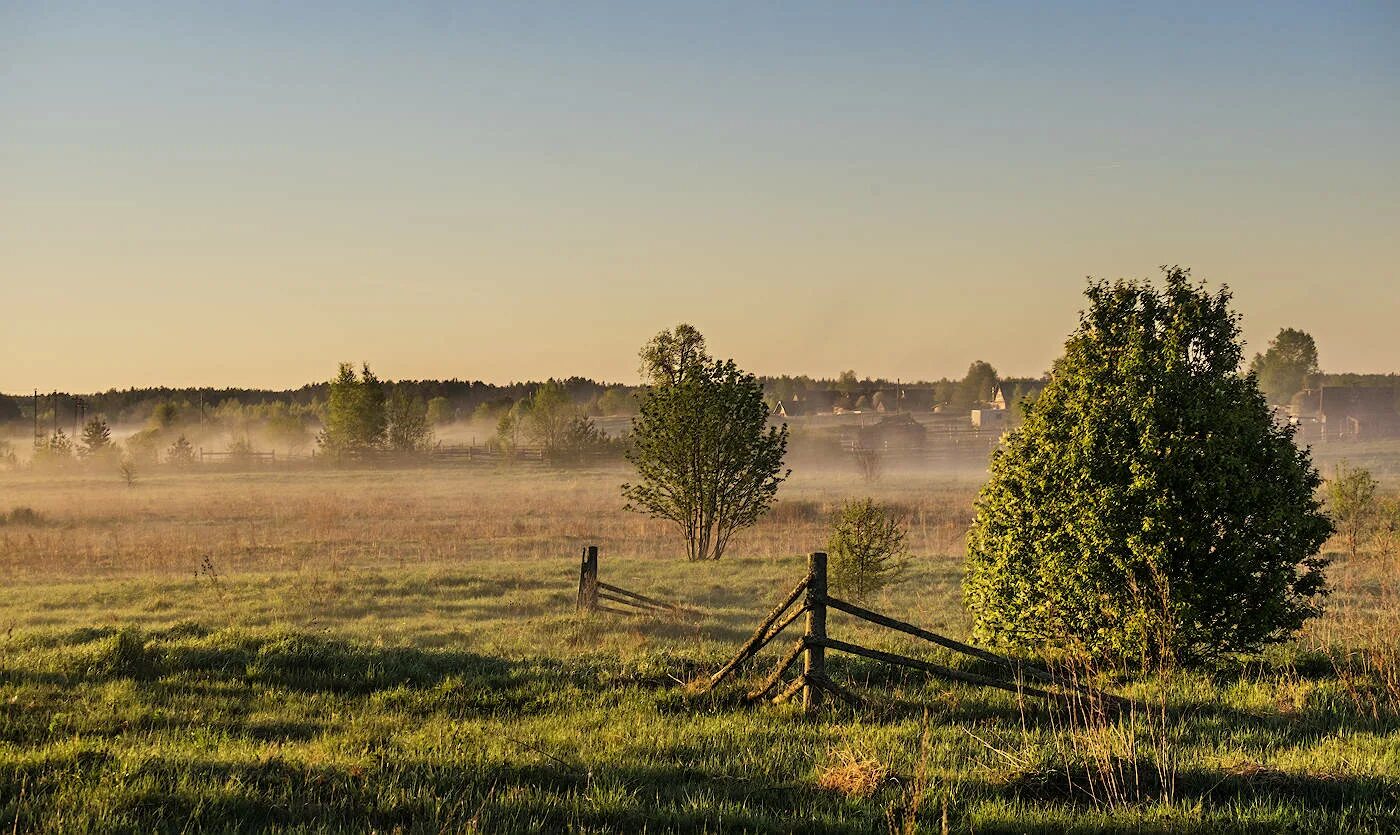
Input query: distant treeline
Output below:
<box><xmin>0</xmin><ymin>377</ymin><xmax>635</xmax><ymax>429</ymax></box>
<box><xmin>4</xmin><ymin>370</ymin><xmax>1398</xmax><ymax>429</ymax></box>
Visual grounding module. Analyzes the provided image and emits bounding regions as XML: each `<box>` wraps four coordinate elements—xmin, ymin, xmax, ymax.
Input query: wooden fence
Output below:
<box><xmin>198</xmin><ymin>449</ymin><xmax>277</xmax><ymax>464</ymax></box>
<box><xmin>703</xmin><ymin>551</ymin><xmax>1107</xmax><ymax>711</ymax></box>
<box><xmin>576</xmin><ymin>545</ymin><xmax>681</xmax><ymax>616</ymax></box>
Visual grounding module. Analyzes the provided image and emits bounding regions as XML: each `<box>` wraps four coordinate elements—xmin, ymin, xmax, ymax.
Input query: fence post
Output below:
<box><xmin>803</xmin><ymin>550</ymin><xmax>827</xmax><ymax>711</ymax></box>
<box><xmin>577</xmin><ymin>545</ymin><xmax>599</xmax><ymax>612</ymax></box>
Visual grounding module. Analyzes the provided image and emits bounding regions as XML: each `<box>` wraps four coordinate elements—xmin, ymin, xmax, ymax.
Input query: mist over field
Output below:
<box><xmin>4</xmin><ymin>2</ymin><xmax>1399</xmax><ymax>832</ymax></box>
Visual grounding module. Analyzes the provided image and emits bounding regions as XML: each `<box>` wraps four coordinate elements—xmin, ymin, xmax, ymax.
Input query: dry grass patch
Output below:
<box><xmin>817</xmin><ymin>747</ymin><xmax>889</xmax><ymax>799</ymax></box>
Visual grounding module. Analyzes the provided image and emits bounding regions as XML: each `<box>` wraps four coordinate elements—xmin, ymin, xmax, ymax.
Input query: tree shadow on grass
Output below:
<box><xmin>4</xmin><ymin>750</ymin><xmax>880</xmax><ymax>834</ymax></box>
<box><xmin>995</xmin><ymin>762</ymin><xmax>1400</xmax><ymax>830</ymax></box>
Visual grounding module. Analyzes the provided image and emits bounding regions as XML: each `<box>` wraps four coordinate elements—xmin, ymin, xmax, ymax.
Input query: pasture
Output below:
<box><xmin>1</xmin><ymin>464</ymin><xmax>1398</xmax><ymax>832</ymax></box>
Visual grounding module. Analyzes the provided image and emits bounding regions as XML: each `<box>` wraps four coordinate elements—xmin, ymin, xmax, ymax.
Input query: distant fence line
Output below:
<box><xmin>181</xmin><ymin>443</ymin><xmax>615</xmax><ymax>468</ymax></box>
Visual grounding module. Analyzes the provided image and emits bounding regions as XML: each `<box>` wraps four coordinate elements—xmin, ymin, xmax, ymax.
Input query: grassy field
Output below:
<box><xmin>1</xmin><ymin>464</ymin><xmax>1398</xmax><ymax>832</ymax></box>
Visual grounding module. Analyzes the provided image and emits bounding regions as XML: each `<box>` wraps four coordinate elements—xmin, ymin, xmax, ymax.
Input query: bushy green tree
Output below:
<box><xmin>596</xmin><ymin>387</ymin><xmax>637</xmax><ymax>416</ymax></box>
<box><xmin>426</xmin><ymin>396</ymin><xmax>454</xmax><ymax>426</ymax></box>
<box><xmin>318</xmin><ymin>363</ymin><xmax>387</xmax><ymax>455</ymax></box>
<box><xmin>386</xmin><ymin>389</ymin><xmax>433</xmax><ymax>453</ymax></box>
<box><xmin>956</xmin><ymin>360</ymin><xmax>999</xmax><ymax>409</ymax></box>
<box><xmin>828</xmin><ymin>498</ymin><xmax>908</xmax><ymax>600</ymax></box>
<box><xmin>151</xmin><ymin>402</ymin><xmax>180</xmax><ymax>429</ymax></box>
<box><xmin>520</xmin><ymin>380</ymin><xmax>575</xmax><ymax>450</ymax></box>
<box><xmin>964</xmin><ymin>269</ymin><xmax>1332</xmax><ymax>665</ymax></box>
<box><xmin>551</xmin><ymin>415</ymin><xmax>614</xmax><ymax>466</ymax></box>
<box><xmin>623</xmin><ymin>324</ymin><xmax>789</xmax><ymax>561</ymax></box>
<box><xmin>1250</xmin><ymin>328</ymin><xmax>1319</xmax><ymax>405</ymax></box>
<box><xmin>79</xmin><ymin>417</ymin><xmax>113</xmax><ymax>460</ymax></box>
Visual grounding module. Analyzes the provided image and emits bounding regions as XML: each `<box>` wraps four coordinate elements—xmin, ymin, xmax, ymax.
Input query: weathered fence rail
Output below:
<box><xmin>576</xmin><ymin>545</ymin><xmax>682</xmax><ymax>616</ymax></box>
<box><xmin>703</xmin><ymin>550</ymin><xmax>1111</xmax><ymax>711</ymax></box>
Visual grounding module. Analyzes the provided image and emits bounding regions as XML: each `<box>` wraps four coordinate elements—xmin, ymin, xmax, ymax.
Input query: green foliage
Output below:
<box><xmin>79</xmin><ymin>416</ymin><xmax>113</xmax><ymax>459</ymax></box>
<box><xmin>827</xmin><ymin>498</ymin><xmax>908</xmax><ymax>600</ymax></box>
<box><xmin>965</xmin><ymin>269</ymin><xmax>1333</xmax><ymax>665</ymax></box>
<box><xmin>956</xmin><ymin>361</ymin><xmax>999</xmax><ymax>409</ymax></box>
<box><xmin>3</xmin><ymin>560</ymin><xmax>1399</xmax><ymax>833</ymax></box>
<box><xmin>151</xmin><ymin>401</ymin><xmax>180</xmax><ymax>429</ymax></box>
<box><xmin>0</xmin><ymin>394</ymin><xmax>21</xmax><ymax>423</ymax></box>
<box><xmin>623</xmin><ymin>324</ymin><xmax>789</xmax><ymax>561</ymax></box>
<box><xmin>494</xmin><ymin>410</ymin><xmax>520</xmax><ymax>452</ymax></box>
<box><xmin>1250</xmin><ymin>327</ymin><xmax>1320</xmax><ymax>405</ymax></box>
<box><xmin>31</xmin><ymin>429</ymin><xmax>75</xmax><ymax>470</ymax></box>
<box><xmin>549</xmin><ymin>415</ymin><xmax>616</xmax><ymax>466</ymax></box>
<box><xmin>596</xmin><ymin>387</ymin><xmax>637</xmax><ymax>416</ymax></box>
<box><xmin>520</xmin><ymin>380</ymin><xmax>576</xmax><ymax>450</ymax></box>
<box><xmin>425</xmin><ymin>396</ymin><xmax>454</xmax><ymax>426</ymax></box>
<box><xmin>318</xmin><ymin>363</ymin><xmax>387</xmax><ymax>456</ymax></box>
<box><xmin>386</xmin><ymin>389</ymin><xmax>434</xmax><ymax>453</ymax></box>
<box><xmin>166</xmin><ymin>435</ymin><xmax>196</xmax><ymax>467</ymax></box>
<box><xmin>1326</xmin><ymin>461</ymin><xmax>1379</xmax><ymax>560</ymax></box>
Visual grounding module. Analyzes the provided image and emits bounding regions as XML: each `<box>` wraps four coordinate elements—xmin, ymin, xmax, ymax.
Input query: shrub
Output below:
<box><xmin>827</xmin><ymin>498</ymin><xmax>908</xmax><ymax>600</ymax></box>
<box><xmin>964</xmin><ymin>269</ymin><xmax>1332</xmax><ymax>665</ymax></box>
<box><xmin>166</xmin><ymin>435</ymin><xmax>196</xmax><ymax>467</ymax></box>
<box><xmin>0</xmin><ymin>507</ymin><xmax>48</xmax><ymax>526</ymax></box>
<box><xmin>1326</xmin><ymin>461</ymin><xmax>1379</xmax><ymax>560</ymax></box>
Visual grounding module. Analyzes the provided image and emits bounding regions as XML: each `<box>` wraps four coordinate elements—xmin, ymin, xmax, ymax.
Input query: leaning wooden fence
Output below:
<box><xmin>703</xmin><ymin>551</ymin><xmax>1107</xmax><ymax>711</ymax></box>
<box><xmin>576</xmin><ymin>545</ymin><xmax>682</xmax><ymax>616</ymax></box>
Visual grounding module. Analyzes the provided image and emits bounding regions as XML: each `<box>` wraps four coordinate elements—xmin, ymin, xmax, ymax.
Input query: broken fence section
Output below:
<box><xmin>702</xmin><ymin>550</ymin><xmax>1115</xmax><ymax>712</ymax></box>
<box><xmin>576</xmin><ymin>545</ymin><xmax>683</xmax><ymax>616</ymax></box>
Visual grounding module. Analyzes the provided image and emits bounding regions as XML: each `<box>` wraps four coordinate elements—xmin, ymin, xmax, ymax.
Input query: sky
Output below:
<box><xmin>2</xmin><ymin>1</ymin><xmax>1397</xmax><ymax>393</ymax></box>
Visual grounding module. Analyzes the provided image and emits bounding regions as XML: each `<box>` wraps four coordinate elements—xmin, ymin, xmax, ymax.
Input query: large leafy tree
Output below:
<box><xmin>520</xmin><ymin>380</ymin><xmax>576</xmax><ymax>450</ymax></box>
<box><xmin>1250</xmin><ymin>327</ymin><xmax>1320</xmax><ymax>405</ymax></box>
<box><xmin>955</xmin><ymin>360</ymin><xmax>1000</xmax><ymax>410</ymax></box>
<box><xmin>623</xmin><ymin>325</ymin><xmax>789</xmax><ymax>561</ymax></box>
<box><xmin>964</xmin><ymin>268</ymin><xmax>1332</xmax><ymax>665</ymax></box>
<box><xmin>319</xmin><ymin>363</ymin><xmax>387</xmax><ymax>455</ymax></box>
<box><xmin>385</xmin><ymin>388</ymin><xmax>433</xmax><ymax>453</ymax></box>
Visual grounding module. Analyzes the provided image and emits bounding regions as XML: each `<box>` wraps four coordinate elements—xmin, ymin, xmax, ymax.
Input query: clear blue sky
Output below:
<box><xmin>3</xmin><ymin>1</ymin><xmax>1397</xmax><ymax>390</ymax></box>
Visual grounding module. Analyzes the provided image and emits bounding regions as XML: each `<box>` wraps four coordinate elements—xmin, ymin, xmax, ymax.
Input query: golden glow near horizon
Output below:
<box><xmin>3</xmin><ymin>4</ymin><xmax>1397</xmax><ymax>393</ymax></box>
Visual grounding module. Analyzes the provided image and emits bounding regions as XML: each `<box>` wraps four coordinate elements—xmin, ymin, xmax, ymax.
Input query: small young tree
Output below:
<box><xmin>227</xmin><ymin>436</ymin><xmax>255</xmax><ymax>467</ymax></box>
<box><xmin>166</xmin><ymin>435</ymin><xmax>196</xmax><ymax>468</ymax></box>
<box><xmin>851</xmin><ymin>445</ymin><xmax>884</xmax><ymax>483</ymax></box>
<box><xmin>386</xmin><ymin>389</ymin><xmax>433</xmax><ymax>453</ymax></box>
<box><xmin>828</xmin><ymin>498</ymin><xmax>908</xmax><ymax>600</ymax></box>
<box><xmin>964</xmin><ymin>269</ymin><xmax>1333</xmax><ymax>665</ymax></box>
<box><xmin>623</xmin><ymin>324</ymin><xmax>789</xmax><ymax>561</ymax></box>
<box><xmin>32</xmin><ymin>430</ymin><xmax>75</xmax><ymax>469</ymax></box>
<box><xmin>552</xmin><ymin>415</ymin><xmax>613</xmax><ymax>466</ymax></box>
<box><xmin>494</xmin><ymin>409</ymin><xmax>520</xmax><ymax>453</ymax></box>
<box><xmin>79</xmin><ymin>417</ymin><xmax>113</xmax><ymax>460</ymax></box>
<box><xmin>1326</xmin><ymin>461</ymin><xmax>1379</xmax><ymax>560</ymax></box>
<box><xmin>118</xmin><ymin>455</ymin><xmax>138</xmax><ymax>488</ymax></box>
